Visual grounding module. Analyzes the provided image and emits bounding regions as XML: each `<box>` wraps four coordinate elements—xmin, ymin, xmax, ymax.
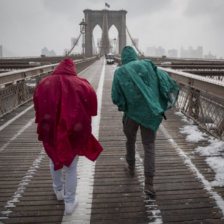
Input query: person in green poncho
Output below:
<box><xmin>111</xmin><ymin>46</ymin><xmax>179</xmax><ymax>197</ymax></box>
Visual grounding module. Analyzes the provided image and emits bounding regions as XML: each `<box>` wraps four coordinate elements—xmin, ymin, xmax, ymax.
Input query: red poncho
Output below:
<box><xmin>34</xmin><ymin>58</ymin><xmax>103</xmax><ymax>170</ymax></box>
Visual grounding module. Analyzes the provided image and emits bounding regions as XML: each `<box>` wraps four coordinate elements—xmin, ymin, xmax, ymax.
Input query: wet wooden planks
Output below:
<box><xmin>0</xmin><ymin>109</ymin><xmax>64</xmax><ymax>223</ymax></box>
<box><xmin>0</xmin><ymin>60</ymin><xmax>224</xmax><ymax>223</ymax></box>
<box><xmin>152</xmin><ymin>112</ymin><xmax>224</xmax><ymax>223</ymax></box>
<box><xmin>0</xmin><ymin>116</ymin><xmax>64</xmax><ymax>223</ymax></box>
<box><xmin>0</xmin><ymin>59</ymin><xmax>104</xmax><ymax>224</ymax></box>
<box><xmin>90</xmin><ymin>63</ymin><xmax>224</xmax><ymax>223</ymax></box>
<box><xmin>90</xmin><ymin>68</ymin><xmax>151</xmax><ymax>224</ymax></box>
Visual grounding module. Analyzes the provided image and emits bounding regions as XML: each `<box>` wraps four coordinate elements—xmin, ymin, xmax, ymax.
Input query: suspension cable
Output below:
<box><xmin>126</xmin><ymin>26</ymin><xmax>144</xmax><ymax>57</ymax></box>
<box><xmin>66</xmin><ymin>33</ymin><xmax>82</xmax><ymax>56</ymax></box>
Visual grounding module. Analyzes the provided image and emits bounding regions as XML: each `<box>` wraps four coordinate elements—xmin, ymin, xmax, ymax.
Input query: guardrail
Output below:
<box><xmin>0</xmin><ymin>57</ymin><xmax>97</xmax><ymax>117</ymax></box>
<box><xmin>114</xmin><ymin>57</ymin><xmax>224</xmax><ymax>139</ymax></box>
<box><xmin>160</xmin><ymin>67</ymin><xmax>224</xmax><ymax>101</ymax></box>
<box><xmin>0</xmin><ymin>55</ymin><xmax>84</xmax><ymax>70</ymax></box>
<box><xmin>160</xmin><ymin>67</ymin><xmax>224</xmax><ymax>140</ymax></box>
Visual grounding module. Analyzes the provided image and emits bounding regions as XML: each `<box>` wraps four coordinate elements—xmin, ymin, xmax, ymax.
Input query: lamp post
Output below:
<box><xmin>79</xmin><ymin>19</ymin><xmax>87</xmax><ymax>56</ymax></box>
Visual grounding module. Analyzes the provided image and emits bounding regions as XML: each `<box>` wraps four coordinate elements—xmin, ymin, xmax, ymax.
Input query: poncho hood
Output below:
<box><xmin>121</xmin><ymin>46</ymin><xmax>139</xmax><ymax>65</ymax></box>
<box><xmin>52</xmin><ymin>58</ymin><xmax>77</xmax><ymax>76</ymax></box>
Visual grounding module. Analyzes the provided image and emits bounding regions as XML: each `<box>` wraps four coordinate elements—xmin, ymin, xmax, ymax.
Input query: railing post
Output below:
<box><xmin>216</xmin><ymin>118</ymin><xmax>224</xmax><ymax>138</ymax></box>
<box><xmin>188</xmin><ymin>87</ymin><xmax>200</xmax><ymax>120</ymax></box>
<box><xmin>15</xmin><ymin>80</ymin><xmax>29</xmax><ymax>105</ymax></box>
<box><xmin>0</xmin><ymin>91</ymin><xmax>6</xmax><ymax>114</ymax></box>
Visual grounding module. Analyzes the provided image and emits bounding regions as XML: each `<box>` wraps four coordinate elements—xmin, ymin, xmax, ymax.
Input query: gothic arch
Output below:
<box><xmin>84</xmin><ymin>9</ymin><xmax>127</xmax><ymax>56</ymax></box>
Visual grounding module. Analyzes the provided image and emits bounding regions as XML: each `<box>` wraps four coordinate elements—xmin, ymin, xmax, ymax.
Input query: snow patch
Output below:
<box><xmin>196</xmin><ymin>138</ymin><xmax>224</xmax><ymax>156</ymax></box>
<box><xmin>180</xmin><ymin>125</ymin><xmax>207</xmax><ymax>142</ymax></box>
<box><xmin>206</xmin><ymin>157</ymin><xmax>224</xmax><ymax>187</ymax></box>
<box><xmin>175</xmin><ymin>111</ymin><xmax>224</xmax><ymax>187</ymax></box>
<box><xmin>160</xmin><ymin>124</ymin><xmax>224</xmax><ymax>216</ymax></box>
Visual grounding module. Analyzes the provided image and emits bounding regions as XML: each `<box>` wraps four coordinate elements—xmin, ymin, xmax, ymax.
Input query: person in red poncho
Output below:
<box><xmin>33</xmin><ymin>58</ymin><xmax>103</xmax><ymax>215</ymax></box>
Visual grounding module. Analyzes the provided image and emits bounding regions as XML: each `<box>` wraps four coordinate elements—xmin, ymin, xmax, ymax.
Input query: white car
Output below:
<box><xmin>106</xmin><ymin>53</ymin><xmax>115</xmax><ymax>64</ymax></box>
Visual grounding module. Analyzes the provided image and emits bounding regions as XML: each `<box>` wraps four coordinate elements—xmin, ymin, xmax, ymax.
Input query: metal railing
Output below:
<box><xmin>160</xmin><ymin>67</ymin><xmax>224</xmax><ymax>140</ymax></box>
<box><xmin>0</xmin><ymin>57</ymin><xmax>97</xmax><ymax>117</ymax></box>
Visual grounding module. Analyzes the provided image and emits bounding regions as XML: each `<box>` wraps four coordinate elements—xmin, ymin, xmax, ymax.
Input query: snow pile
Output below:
<box><xmin>175</xmin><ymin>110</ymin><xmax>224</xmax><ymax>187</ymax></box>
<box><xmin>207</xmin><ymin>157</ymin><xmax>224</xmax><ymax>187</ymax></box>
<box><xmin>180</xmin><ymin>125</ymin><xmax>207</xmax><ymax>142</ymax></box>
<box><xmin>196</xmin><ymin>138</ymin><xmax>224</xmax><ymax>156</ymax></box>
<box><xmin>196</xmin><ymin>138</ymin><xmax>224</xmax><ymax>187</ymax></box>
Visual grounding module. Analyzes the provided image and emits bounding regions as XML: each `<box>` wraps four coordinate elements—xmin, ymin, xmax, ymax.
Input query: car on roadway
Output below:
<box><xmin>105</xmin><ymin>53</ymin><xmax>115</xmax><ymax>65</ymax></box>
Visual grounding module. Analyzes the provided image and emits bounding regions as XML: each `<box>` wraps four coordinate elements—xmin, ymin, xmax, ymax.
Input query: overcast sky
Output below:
<box><xmin>0</xmin><ymin>0</ymin><xmax>224</xmax><ymax>58</ymax></box>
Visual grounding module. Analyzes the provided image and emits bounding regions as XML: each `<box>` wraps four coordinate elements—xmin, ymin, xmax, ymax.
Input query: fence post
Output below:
<box><xmin>188</xmin><ymin>87</ymin><xmax>200</xmax><ymax>120</ymax></box>
<box><xmin>216</xmin><ymin>118</ymin><xmax>224</xmax><ymax>138</ymax></box>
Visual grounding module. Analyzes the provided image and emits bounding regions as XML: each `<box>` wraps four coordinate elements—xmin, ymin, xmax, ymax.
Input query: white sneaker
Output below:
<box><xmin>54</xmin><ymin>189</ymin><xmax>64</xmax><ymax>200</ymax></box>
<box><xmin>65</xmin><ymin>198</ymin><xmax>78</xmax><ymax>215</ymax></box>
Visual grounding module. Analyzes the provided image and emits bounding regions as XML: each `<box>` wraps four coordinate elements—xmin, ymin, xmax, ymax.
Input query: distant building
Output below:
<box><xmin>146</xmin><ymin>47</ymin><xmax>156</xmax><ymax>57</ymax></box>
<box><xmin>155</xmin><ymin>46</ymin><xmax>166</xmax><ymax>57</ymax></box>
<box><xmin>195</xmin><ymin>46</ymin><xmax>203</xmax><ymax>58</ymax></box>
<box><xmin>41</xmin><ymin>47</ymin><xmax>56</xmax><ymax>56</ymax></box>
<box><xmin>0</xmin><ymin>45</ymin><xmax>2</xmax><ymax>57</ymax></box>
<box><xmin>180</xmin><ymin>46</ymin><xmax>189</xmax><ymax>58</ymax></box>
<box><xmin>180</xmin><ymin>46</ymin><xmax>203</xmax><ymax>58</ymax></box>
<box><xmin>168</xmin><ymin>49</ymin><xmax>178</xmax><ymax>58</ymax></box>
<box><xmin>204</xmin><ymin>51</ymin><xmax>216</xmax><ymax>59</ymax></box>
<box><xmin>146</xmin><ymin>46</ymin><xmax>166</xmax><ymax>57</ymax></box>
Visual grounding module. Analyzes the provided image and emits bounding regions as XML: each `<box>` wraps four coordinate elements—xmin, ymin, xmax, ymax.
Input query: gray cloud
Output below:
<box><xmin>0</xmin><ymin>0</ymin><xmax>223</xmax><ymax>58</ymax></box>
<box><xmin>183</xmin><ymin>0</ymin><xmax>224</xmax><ymax>56</ymax></box>
<box><xmin>42</xmin><ymin>0</ymin><xmax>173</xmax><ymax>17</ymax></box>
<box><xmin>105</xmin><ymin>0</ymin><xmax>173</xmax><ymax>17</ymax></box>
<box><xmin>184</xmin><ymin>0</ymin><xmax>224</xmax><ymax>28</ymax></box>
<box><xmin>185</xmin><ymin>0</ymin><xmax>224</xmax><ymax>17</ymax></box>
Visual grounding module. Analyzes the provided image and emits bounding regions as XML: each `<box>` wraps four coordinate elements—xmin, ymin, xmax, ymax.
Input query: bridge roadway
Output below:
<box><xmin>0</xmin><ymin>58</ymin><xmax>224</xmax><ymax>224</ymax></box>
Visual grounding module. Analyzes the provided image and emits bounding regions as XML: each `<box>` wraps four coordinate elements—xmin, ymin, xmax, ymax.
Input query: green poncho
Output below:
<box><xmin>111</xmin><ymin>46</ymin><xmax>179</xmax><ymax>131</ymax></box>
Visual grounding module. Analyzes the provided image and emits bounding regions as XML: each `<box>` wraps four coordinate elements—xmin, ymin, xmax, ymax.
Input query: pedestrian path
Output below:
<box><xmin>0</xmin><ymin>59</ymin><xmax>224</xmax><ymax>223</ymax></box>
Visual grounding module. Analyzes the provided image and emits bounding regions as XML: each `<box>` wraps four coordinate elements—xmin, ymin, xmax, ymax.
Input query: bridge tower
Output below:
<box><xmin>84</xmin><ymin>9</ymin><xmax>127</xmax><ymax>56</ymax></box>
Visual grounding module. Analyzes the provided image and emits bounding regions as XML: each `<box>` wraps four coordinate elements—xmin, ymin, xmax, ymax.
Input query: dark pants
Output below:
<box><xmin>123</xmin><ymin>116</ymin><xmax>156</xmax><ymax>178</ymax></box>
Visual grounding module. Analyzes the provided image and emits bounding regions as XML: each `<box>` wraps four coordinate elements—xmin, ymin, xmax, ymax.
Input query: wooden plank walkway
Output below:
<box><xmin>0</xmin><ymin>59</ymin><xmax>224</xmax><ymax>223</ymax></box>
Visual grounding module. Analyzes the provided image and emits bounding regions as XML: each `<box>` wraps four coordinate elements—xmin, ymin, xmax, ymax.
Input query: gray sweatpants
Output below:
<box><xmin>123</xmin><ymin>116</ymin><xmax>156</xmax><ymax>178</ymax></box>
<box><xmin>50</xmin><ymin>156</ymin><xmax>78</xmax><ymax>203</ymax></box>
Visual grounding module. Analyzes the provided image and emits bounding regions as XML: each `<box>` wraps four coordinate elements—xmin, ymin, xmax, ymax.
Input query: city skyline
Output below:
<box><xmin>0</xmin><ymin>42</ymin><xmax>220</xmax><ymax>60</ymax></box>
<box><xmin>145</xmin><ymin>45</ymin><xmax>218</xmax><ymax>59</ymax></box>
<box><xmin>0</xmin><ymin>0</ymin><xmax>224</xmax><ymax>58</ymax></box>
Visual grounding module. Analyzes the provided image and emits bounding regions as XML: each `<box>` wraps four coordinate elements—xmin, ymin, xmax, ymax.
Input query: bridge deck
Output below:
<box><xmin>0</xmin><ymin>59</ymin><xmax>224</xmax><ymax>224</ymax></box>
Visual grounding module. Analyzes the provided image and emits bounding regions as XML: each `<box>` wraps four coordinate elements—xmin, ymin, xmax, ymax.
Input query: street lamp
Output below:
<box><xmin>79</xmin><ymin>19</ymin><xmax>87</xmax><ymax>56</ymax></box>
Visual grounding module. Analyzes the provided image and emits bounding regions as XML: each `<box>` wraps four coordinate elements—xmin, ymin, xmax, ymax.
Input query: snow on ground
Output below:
<box><xmin>180</xmin><ymin>125</ymin><xmax>207</xmax><ymax>142</ymax></box>
<box><xmin>175</xmin><ymin>110</ymin><xmax>224</xmax><ymax>187</ymax></box>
